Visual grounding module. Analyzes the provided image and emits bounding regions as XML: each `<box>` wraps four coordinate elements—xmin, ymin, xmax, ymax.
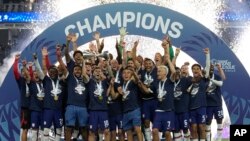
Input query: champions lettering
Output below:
<box><xmin>64</xmin><ymin>11</ymin><xmax>184</xmax><ymax>38</ymax></box>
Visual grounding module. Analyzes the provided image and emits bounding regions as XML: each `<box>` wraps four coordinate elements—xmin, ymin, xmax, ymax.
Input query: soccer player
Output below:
<box><xmin>108</xmin><ymin>59</ymin><xmax>125</xmax><ymax>141</ymax></box>
<box><xmin>13</xmin><ymin>54</ymin><xmax>31</xmax><ymax>141</ymax></box>
<box><xmin>110</xmin><ymin>67</ymin><xmax>144</xmax><ymax>141</ymax></box>
<box><xmin>188</xmin><ymin>48</ymin><xmax>210</xmax><ymax>141</ymax></box>
<box><xmin>172</xmin><ymin>67</ymin><xmax>192</xmax><ymax>141</ymax></box>
<box><xmin>56</xmin><ymin>45</ymin><xmax>89</xmax><ymax>141</ymax></box>
<box><xmin>205</xmin><ymin>63</ymin><xmax>225</xmax><ymax>141</ymax></box>
<box><xmin>140</xmin><ymin>58</ymin><xmax>158</xmax><ymax>141</ymax></box>
<box><xmin>41</xmin><ymin>48</ymin><xmax>65</xmax><ymax>141</ymax></box>
<box><xmin>26</xmin><ymin>54</ymin><xmax>45</xmax><ymax>141</ymax></box>
<box><xmin>152</xmin><ymin>63</ymin><xmax>176</xmax><ymax>141</ymax></box>
<box><xmin>87</xmin><ymin>66</ymin><xmax>111</xmax><ymax>141</ymax></box>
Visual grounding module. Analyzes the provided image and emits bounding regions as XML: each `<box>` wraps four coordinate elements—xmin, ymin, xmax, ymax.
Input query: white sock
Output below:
<box><xmin>184</xmin><ymin>130</ymin><xmax>190</xmax><ymax>141</ymax></box>
<box><xmin>43</xmin><ymin>128</ymin><xmax>50</xmax><ymax>141</ymax></box>
<box><xmin>39</xmin><ymin>130</ymin><xmax>44</xmax><ymax>141</ymax></box>
<box><xmin>72</xmin><ymin>129</ymin><xmax>79</xmax><ymax>139</ymax></box>
<box><xmin>159</xmin><ymin>132</ymin><xmax>162</xmax><ymax>139</ymax></box>
<box><xmin>174</xmin><ymin>132</ymin><xmax>182</xmax><ymax>141</ymax></box>
<box><xmin>191</xmin><ymin>139</ymin><xmax>198</xmax><ymax>141</ymax></box>
<box><xmin>28</xmin><ymin>129</ymin><xmax>32</xmax><ymax>139</ymax></box>
<box><xmin>144</xmin><ymin>128</ymin><xmax>151</xmax><ymax>140</ymax></box>
<box><xmin>61</xmin><ymin>127</ymin><xmax>64</xmax><ymax>138</ymax></box>
<box><xmin>31</xmin><ymin>130</ymin><xmax>38</xmax><ymax>141</ymax></box>
<box><xmin>20</xmin><ymin>129</ymin><xmax>23</xmax><ymax>141</ymax></box>
<box><xmin>99</xmin><ymin>133</ymin><xmax>104</xmax><ymax>141</ymax></box>
<box><xmin>55</xmin><ymin>128</ymin><xmax>62</xmax><ymax>141</ymax></box>
<box><xmin>206</xmin><ymin>125</ymin><xmax>211</xmax><ymax>141</ymax></box>
<box><xmin>200</xmin><ymin>139</ymin><xmax>205</xmax><ymax>141</ymax></box>
<box><xmin>217</xmin><ymin>124</ymin><xmax>223</xmax><ymax>141</ymax></box>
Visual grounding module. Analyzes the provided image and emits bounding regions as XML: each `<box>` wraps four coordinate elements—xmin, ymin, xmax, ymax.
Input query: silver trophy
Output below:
<box><xmin>82</xmin><ymin>50</ymin><xmax>109</xmax><ymax>60</ymax></box>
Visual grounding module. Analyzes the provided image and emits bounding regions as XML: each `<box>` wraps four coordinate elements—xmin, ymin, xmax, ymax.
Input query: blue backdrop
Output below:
<box><xmin>0</xmin><ymin>3</ymin><xmax>249</xmax><ymax>140</ymax></box>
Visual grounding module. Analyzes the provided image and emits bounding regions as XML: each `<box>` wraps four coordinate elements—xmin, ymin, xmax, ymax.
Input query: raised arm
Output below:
<box><xmin>81</xmin><ymin>59</ymin><xmax>90</xmax><ymax>83</ymax></box>
<box><xmin>119</xmin><ymin>27</ymin><xmax>128</xmax><ymax>60</ymax></box>
<box><xmin>33</xmin><ymin>53</ymin><xmax>44</xmax><ymax>80</ymax></box>
<box><xmin>210</xmin><ymin>77</ymin><xmax>223</xmax><ymax>87</ymax></box>
<box><xmin>119</xmin><ymin>27</ymin><xmax>128</xmax><ymax>45</ymax></box>
<box><xmin>216</xmin><ymin>63</ymin><xmax>226</xmax><ymax>80</ymax></box>
<box><xmin>131</xmin><ymin>40</ymin><xmax>139</xmax><ymax>61</ymax></box>
<box><xmin>56</xmin><ymin>45</ymin><xmax>68</xmax><ymax>77</ymax></box>
<box><xmin>41</xmin><ymin>47</ymin><xmax>49</xmax><ymax>75</ymax></box>
<box><xmin>162</xmin><ymin>47</ymin><xmax>176</xmax><ymax>82</ymax></box>
<box><xmin>93</xmin><ymin>31</ymin><xmax>103</xmax><ymax>53</ymax></box>
<box><xmin>204</xmin><ymin>48</ymin><xmax>211</xmax><ymax>78</ymax></box>
<box><xmin>121</xmin><ymin>42</ymin><xmax>127</xmax><ymax>69</ymax></box>
<box><xmin>208</xmin><ymin>63</ymin><xmax>225</xmax><ymax>87</ymax></box>
<box><xmin>65</xmin><ymin>34</ymin><xmax>72</xmax><ymax>63</ymax></box>
<box><xmin>115</xmin><ymin>38</ymin><xmax>123</xmax><ymax>64</ymax></box>
<box><xmin>99</xmin><ymin>39</ymin><xmax>104</xmax><ymax>53</ymax></box>
<box><xmin>172</xmin><ymin>48</ymin><xmax>180</xmax><ymax>67</ymax></box>
<box><xmin>166</xmin><ymin>52</ymin><xmax>176</xmax><ymax>81</ymax></box>
<box><xmin>43</xmin><ymin>53</ymin><xmax>51</xmax><ymax>69</ymax></box>
<box><xmin>28</xmin><ymin>62</ymin><xmax>34</xmax><ymax>80</ymax></box>
<box><xmin>22</xmin><ymin>59</ymin><xmax>31</xmax><ymax>83</ymax></box>
<box><xmin>71</xmin><ymin>33</ymin><xmax>79</xmax><ymax>52</ymax></box>
<box><xmin>107</xmin><ymin>57</ymin><xmax>114</xmax><ymax>79</ymax></box>
<box><xmin>161</xmin><ymin>36</ymin><xmax>170</xmax><ymax>65</ymax></box>
<box><xmin>13</xmin><ymin>54</ymin><xmax>21</xmax><ymax>80</ymax></box>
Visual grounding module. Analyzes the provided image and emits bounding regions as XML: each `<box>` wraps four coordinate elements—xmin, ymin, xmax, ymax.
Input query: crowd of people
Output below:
<box><xmin>0</xmin><ymin>0</ymin><xmax>42</xmax><ymax>12</ymax></box>
<box><xmin>15</xmin><ymin>27</ymin><xmax>226</xmax><ymax>141</ymax></box>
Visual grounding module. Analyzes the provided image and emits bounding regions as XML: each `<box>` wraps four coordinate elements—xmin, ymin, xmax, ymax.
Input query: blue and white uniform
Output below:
<box><xmin>140</xmin><ymin>67</ymin><xmax>158</xmax><ymax>122</ymax></box>
<box><xmin>206</xmin><ymin>74</ymin><xmax>224</xmax><ymax>121</ymax></box>
<box><xmin>42</xmin><ymin>75</ymin><xmax>64</xmax><ymax>129</ymax></box>
<box><xmin>65</xmin><ymin>73</ymin><xmax>89</xmax><ymax>127</ymax></box>
<box><xmin>189</xmin><ymin>78</ymin><xmax>208</xmax><ymax>124</ymax></box>
<box><xmin>88</xmin><ymin>78</ymin><xmax>110</xmax><ymax>132</ymax></box>
<box><xmin>152</xmin><ymin>78</ymin><xmax>175</xmax><ymax>132</ymax></box>
<box><xmin>28</xmin><ymin>81</ymin><xmax>44</xmax><ymax>129</ymax></box>
<box><xmin>174</xmin><ymin>77</ymin><xmax>192</xmax><ymax>131</ymax></box>
<box><xmin>121</xmin><ymin>80</ymin><xmax>142</xmax><ymax>131</ymax></box>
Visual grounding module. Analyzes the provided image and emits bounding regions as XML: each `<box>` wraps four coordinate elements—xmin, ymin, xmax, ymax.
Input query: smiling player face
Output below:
<box><xmin>192</xmin><ymin>65</ymin><xmax>201</xmax><ymax>77</ymax></box>
<box><xmin>93</xmin><ymin>68</ymin><xmax>102</xmax><ymax>80</ymax></box>
<box><xmin>122</xmin><ymin>69</ymin><xmax>133</xmax><ymax>82</ymax></box>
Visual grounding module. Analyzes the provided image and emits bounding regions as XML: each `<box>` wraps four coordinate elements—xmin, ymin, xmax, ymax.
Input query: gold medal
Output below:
<box><xmin>38</xmin><ymin>97</ymin><xmax>43</xmax><ymax>101</ymax></box>
<box><xmin>26</xmin><ymin>93</ymin><xmax>30</xmax><ymax>97</ymax></box>
<box><xmin>98</xmin><ymin>95</ymin><xmax>103</xmax><ymax>101</ymax></box>
<box><xmin>159</xmin><ymin>98</ymin><xmax>163</xmax><ymax>102</ymax></box>
<box><xmin>54</xmin><ymin>95</ymin><xmax>58</xmax><ymax>101</ymax></box>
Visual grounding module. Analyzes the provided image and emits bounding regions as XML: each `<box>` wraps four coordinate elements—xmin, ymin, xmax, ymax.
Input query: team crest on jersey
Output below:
<box><xmin>174</xmin><ymin>87</ymin><xmax>183</xmax><ymax>99</ymax></box>
<box><xmin>206</xmin><ymin>81</ymin><xmax>216</xmax><ymax>94</ymax></box>
<box><xmin>122</xmin><ymin>90</ymin><xmax>130</xmax><ymax>101</ymax></box>
<box><xmin>190</xmin><ymin>83</ymin><xmax>199</xmax><ymax>96</ymax></box>
<box><xmin>51</xmin><ymin>88</ymin><xmax>62</xmax><ymax>95</ymax></box>
<box><xmin>37</xmin><ymin>89</ymin><xmax>45</xmax><ymax>100</ymax></box>
<box><xmin>144</xmin><ymin>74</ymin><xmax>154</xmax><ymax>86</ymax></box>
<box><xmin>157</xmin><ymin>89</ymin><xmax>167</xmax><ymax>102</ymax></box>
<box><xmin>75</xmin><ymin>83</ymin><xmax>86</xmax><ymax>95</ymax></box>
<box><xmin>94</xmin><ymin>87</ymin><xmax>103</xmax><ymax>97</ymax></box>
<box><xmin>107</xmin><ymin>96</ymin><xmax>113</xmax><ymax>104</ymax></box>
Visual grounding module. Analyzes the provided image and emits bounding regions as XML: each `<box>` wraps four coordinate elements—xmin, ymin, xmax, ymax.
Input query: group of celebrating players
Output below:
<box><xmin>15</xmin><ymin>27</ymin><xmax>226</xmax><ymax>141</ymax></box>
